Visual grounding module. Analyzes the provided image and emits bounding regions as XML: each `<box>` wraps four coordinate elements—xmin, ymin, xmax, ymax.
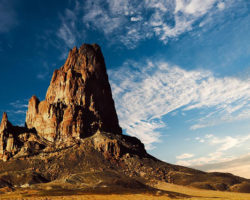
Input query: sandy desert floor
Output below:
<box><xmin>1</xmin><ymin>182</ymin><xmax>250</xmax><ymax>200</ymax></box>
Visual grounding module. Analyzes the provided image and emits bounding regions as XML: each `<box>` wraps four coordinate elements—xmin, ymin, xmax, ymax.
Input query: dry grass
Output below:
<box><xmin>0</xmin><ymin>194</ymin><xmax>176</xmax><ymax>200</ymax></box>
<box><xmin>1</xmin><ymin>182</ymin><xmax>250</xmax><ymax>200</ymax></box>
<box><xmin>154</xmin><ymin>182</ymin><xmax>250</xmax><ymax>200</ymax></box>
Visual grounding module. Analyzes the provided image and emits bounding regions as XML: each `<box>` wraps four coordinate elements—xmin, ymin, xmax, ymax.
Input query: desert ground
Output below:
<box><xmin>1</xmin><ymin>181</ymin><xmax>250</xmax><ymax>200</ymax></box>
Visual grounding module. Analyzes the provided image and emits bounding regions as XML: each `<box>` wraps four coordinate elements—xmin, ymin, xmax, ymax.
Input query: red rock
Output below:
<box><xmin>0</xmin><ymin>113</ymin><xmax>14</xmax><ymax>155</ymax></box>
<box><xmin>0</xmin><ymin>112</ymin><xmax>11</xmax><ymax>133</ymax></box>
<box><xmin>26</xmin><ymin>44</ymin><xmax>122</xmax><ymax>143</ymax></box>
<box><xmin>0</xmin><ymin>43</ymin><xmax>125</xmax><ymax>161</ymax></box>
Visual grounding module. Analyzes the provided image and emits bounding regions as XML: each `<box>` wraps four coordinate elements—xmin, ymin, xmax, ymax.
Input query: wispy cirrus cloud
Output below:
<box><xmin>0</xmin><ymin>0</ymin><xmax>18</xmax><ymax>33</ymax></box>
<box><xmin>57</xmin><ymin>8</ymin><xmax>79</xmax><ymax>48</ymax></box>
<box><xmin>55</xmin><ymin>1</ymin><xmax>86</xmax><ymax>58</ymax></box>
<box><xmin>207</xmin><ymin>134</ymin><xmax>250</xmax><ymax>152</ymax></box>
<box><xmin>176</xmin><ymin>153</ymin><xmax>194</xmax><ymax>160</ymax></box>
<box><xmin>177</xmin><ymin>134</ymin><xmax>250</xmax><ymax>168</ymax></box>
<box><xmin>9</xmin><ymin>100</ymin><xmax>28</xmax><ymax>109</ymax></box>
<box><xmin>57</xmin><ymin>0</ymin><xmax>235</xmax><ymax>49</ymax></box>
<box><xmin>176</xmin><ymin>151</ymin><xmax>226</xmax><ymax>166</ymax></box>
<box><xmin>194</xmin><ymin>153</ymin><xmax>250</xmax><ymax>179</ymax></box>
<box><xmin>109</xmin><ymin>59</ymin><xmax>250</xmax><ymax>149</ymax></box>
<box><xmin>0</xmin><ymin>99</ymin><xmax>29</xmax><ymax>126</ymax></box>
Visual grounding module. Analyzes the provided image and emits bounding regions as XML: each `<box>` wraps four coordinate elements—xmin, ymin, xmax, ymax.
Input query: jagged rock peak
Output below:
<box><xmin>61</xmin><ymin>44</ymin><xmax>103</xmax><ymax>73</ymax></box>
<box><xmin>26</xmin><ymin>43</ymin><xmax>122</xmax><ymax>142</ymax></box>
<box><xmin>0</xmin><ymin>112</ymin><xmax>14</xmax><ymax>161</ymax></box>
<box><xmin>0</xmin><ymin>112</ymin><xmax>11</xmax><ymax>132</ymax></box>
<box><xmin>45</xmin><ymin>43</ymin><xmax>110</xmax><ymax>105</ymax></box>
<box><xmin>1</xmin><ymin>112</ymin><xmax>7</xmax><ymax>122</ymax></box>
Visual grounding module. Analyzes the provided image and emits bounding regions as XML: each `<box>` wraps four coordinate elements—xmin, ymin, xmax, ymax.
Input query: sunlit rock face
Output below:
<box><xmin>0</xmin><ymin>113</ymin><xmax>16</xmax><ymax>158</ymax></box>
<box><xmin>0</xmin><ymin>112</ymin><xmax>46</xmax><ymax>161</ymax></box>
<box><xmin>26</xmin><ymin>44</ymin><xmax>122</xmax><ymax>142</ymax></box>
<box><xmin>0</xmin><ymin>43</ymin><xmax>123</xmax><ymax>161</ymax></box>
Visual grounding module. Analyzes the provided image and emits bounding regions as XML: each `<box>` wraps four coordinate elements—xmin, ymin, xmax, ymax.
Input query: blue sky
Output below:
<box><xmin>0</xmin><ymin>0</ymin><xmax>250</xmax><ymax>177</ymax></box>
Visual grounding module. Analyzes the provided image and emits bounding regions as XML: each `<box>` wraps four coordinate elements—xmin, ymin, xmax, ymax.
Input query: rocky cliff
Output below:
<box><xmin>26</xmin><ymin>44</ymin><xmax>122</xmax><ymax>143</ymax></box>
<box><xmin>0</xmin><ymin>44</ymin><xmax>123</xmax><ymax>160</ymax></box>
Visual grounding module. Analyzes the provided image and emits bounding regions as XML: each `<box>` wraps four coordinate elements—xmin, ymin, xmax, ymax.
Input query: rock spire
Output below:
<box><xmin>26</xmin><ymin>44</ymin><xmax>122</xmax><ymax>142</ymax></box>
<box><xmin>0</xmin><ymin>44</ymin><xmax>122</xmax><ymax>160</ymax></box>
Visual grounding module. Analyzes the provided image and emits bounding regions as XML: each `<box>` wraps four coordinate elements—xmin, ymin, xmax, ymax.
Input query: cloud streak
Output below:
<box><xmin>109</xmin><ymin>59</ymin><xmax>250</xmax><ymax>149</ymax></box>
<box><xmin>55</xmin><ymin>1</ymin><xmax>86</xmax><ymax>58</ymax></box>
<box><xmin>57</xmin><ymin>0</ymin><xmax>234</xmax><ymax>48</ymax></box>
<box><xmin>9</xmin><ymin>100</ymin><xmax>28</xmax><ymax>109</ymax></box>
<box><xmin>193</xmin><ymin>153</ymin><xmax>250</xmax><ymax>179</ymax></box>
<box><xmin>176</xmin><ymin>153</ymin><xmax>194</xmax><ymax>159</ymax></box>
<box><xmin>177</xmin><ymin>134</ymin><xmax>250</xmax><ymax>166</ymax></box>
<box><xmin>0</xmin><ymin>99</ymin><xmax>29</xmax><ymax>126</ymax></box>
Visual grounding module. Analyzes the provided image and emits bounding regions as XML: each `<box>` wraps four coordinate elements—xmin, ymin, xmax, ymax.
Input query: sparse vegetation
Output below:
<box><xmin>1</xmin><ymin>181</ymin><xmax>250</xmax><ymax>199</ymax></box>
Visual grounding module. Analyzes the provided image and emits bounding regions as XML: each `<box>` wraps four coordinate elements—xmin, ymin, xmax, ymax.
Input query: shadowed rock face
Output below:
<box><xmin>0</xmin><ymin>112</ymin><xmax>46</xmax><ymax>161</ymax></box>
<box><xmin>0</xmin><ymin>43</ymin><xmax>123</xmax><ymax>160</ymax></box>
<box><xmin>26</xmin><ymin>44</ymin><xmax>122</xmax><ymax>142</ymax></box>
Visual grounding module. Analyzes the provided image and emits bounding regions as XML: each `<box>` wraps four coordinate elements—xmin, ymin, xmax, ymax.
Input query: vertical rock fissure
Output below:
<box><xmin>25</xmin><ymin>43</ymin><xmax>122</xmax><ymax>143</ymax></box>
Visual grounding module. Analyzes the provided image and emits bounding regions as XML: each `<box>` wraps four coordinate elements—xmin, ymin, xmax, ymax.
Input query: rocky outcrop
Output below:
<box><xmin>0</xmin><ymin>113</ymin><xmax>18</xmax><ymax>161</ymax></box>
<box><xmin>0</xmin><ymin>112</ymin><xmax>46</xmax><ymax>161</ymax></box>
<box><xmin>92</xmin><ymin>131</ymin><xmax>147</xmax><ymax>159</ymax></box>
<box><xmin>0</xmin><ymin>43</ymin><xmax>123</xmax><ymax>160</ymax></box>
<box><xmin>26</xmin><ymin>44</ymin><xmax>122</xmax><ymax>143</ymax></box>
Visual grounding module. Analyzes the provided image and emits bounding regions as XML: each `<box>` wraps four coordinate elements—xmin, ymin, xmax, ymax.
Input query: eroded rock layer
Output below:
<box><xmin>0</xmin><ymin>113</ymin><xmax>46</xmax><ymax>161</ymax></box>
<box><xmin>0</xmin><ymin>43</ymin><xmax>123</xmax><ymax>160</ymax></box>
<box><xmin>26</xmin><ymin>44</ymin><xmax>122</xmax><ymax>142</ymax></box>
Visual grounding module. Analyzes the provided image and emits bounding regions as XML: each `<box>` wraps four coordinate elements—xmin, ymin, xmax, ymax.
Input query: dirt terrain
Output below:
<box><xmin>1</xmin><ymin>181</ymin><xmax>250</xmax><ymax>200</ymax></box>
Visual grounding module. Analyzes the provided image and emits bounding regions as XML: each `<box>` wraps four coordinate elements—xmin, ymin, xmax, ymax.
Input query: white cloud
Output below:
<box><xmin>195</xmin><ymin>137</ymin><xmax>205</xmax><ymax>143</ymax></box>
<box><xmin>176</xmin><ymin>151</ymin><xmax>232</xmax><ymax>166</ymax></box>
<box><xmin>217</xmin><ymin>2</ymin><xmax>226</xmax><ymax>10</ymax></box>
<box><xmin>130</xmin><ymin>16</ymin><xmax>143</xmax><ymax>22</ymax></box>
<box><xmin>209</xmin><ymin>134</ymin><xmax>250</xmax><ymax>151</ymax></box>
<box><xmin>176</xmin><ymin>134</ymin><xmax>250</xmax><ymax>166</ymax></box>
<box><xmin>176</xmin><ymin>0</ymin><xmax>216</xmax><ymax>16</ymax></box>
<box><xmin>109</xmin><ymin>59</ymin><xmax>250</xmax><ymax>149</ymax></box>
<box><xmin>176</xmin><ymin>160</ymin><xmax>191</xmax><ymax>166</ymax></box>
<box><xmin>205</xmin><ymin>134</ymin><xmax>213</xmax><ymax>138</ymax></box>
<box><xmin>0</xmin><ymin>0</ymin><xmax>18</xmax><ymax>33</ymax></box>
<box><xmin>194</xmin><ymin>153</ymin><xmax>250</xmax><ymax>179</ymax></box>
<box><xmin>176</xmin><ymin>151</ymin><xmax>230</xmax><ymax>166</ymax></box>
<box><xmin>2</xmin><ymin>98</ymin><xmax>29</xmax><ymax>126</ymax></box>
<box><xmin>9</xmin><ymin>100</ymin><xmax>28</xmax><ymax>109</ymax></box>
<box><xmin>56</xmin><ymin>1</ymin><xmax>86</xmax><ymax>55</ymax></box>
<box><xmin>57</xmin><ymin>9</ymin><xmax>78</xmax><ymax>48</ymax></box>
<box><xmin>59</xmin><ymin>0</ymin><xmax>233</xmax><ymax>48</ymax></box>
<box><xmin>13</xmin><ymin>110</ymin><xmax>26</xmax><ymax>114</ymax></box>
<box><xmin>83</xmin><ymin>0</ymin><xmax>125</xmax><ymax>35</ymax></box>
<box><xmin>176</xmin><ymin>153</ymin><xmax>194</xmax><ymax>159</ymax></box>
